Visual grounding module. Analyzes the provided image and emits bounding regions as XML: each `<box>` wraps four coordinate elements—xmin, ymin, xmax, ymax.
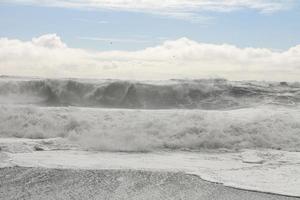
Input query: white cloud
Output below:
<box><xmin>77</xmin><ymin>36</ymin><xmax>152</xmax><ymax>44</ymax></box>
<box><xmin>5</xmin><ymin>0</ymin><xmax>295</xmax><ymax>21</ymax></box>
<box><xmin>0</xmin><ymin>34</ymin><xmax>299</xmax><ymax>81</ymax></box>
<box><xmin>32</xmin><ymin>34</ymin><xmax>67</xmax><ymax>48</ymax></box>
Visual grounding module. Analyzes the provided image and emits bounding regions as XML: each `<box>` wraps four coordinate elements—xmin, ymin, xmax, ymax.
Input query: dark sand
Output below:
<box><xmin>0</xmin><ymin>167</ymin><xmax>299</xmax><ymax>200</ymax></box>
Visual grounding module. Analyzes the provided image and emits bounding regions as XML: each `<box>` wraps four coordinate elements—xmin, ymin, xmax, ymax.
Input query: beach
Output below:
<box><xmin>1</xmin><ymin>167</ymin><xmax>299</xmax><ymax>200</ymax></box>
<box><xmin>1</xmin><ymin>1</ymin><xmax>300</xmax><ymax>199</ymax></box>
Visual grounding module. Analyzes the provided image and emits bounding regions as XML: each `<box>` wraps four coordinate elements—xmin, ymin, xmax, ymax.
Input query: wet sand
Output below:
<box><xmin>0</xmin><ymin>167</ymin><xmax>299</xmax><ymax>200</ymax></box>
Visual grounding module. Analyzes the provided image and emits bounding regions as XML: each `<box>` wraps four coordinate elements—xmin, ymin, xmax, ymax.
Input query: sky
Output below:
<box><xmin>0</xmin><ymin>0</ymin><xmax>299</xmax><ymax>81</ymax></box>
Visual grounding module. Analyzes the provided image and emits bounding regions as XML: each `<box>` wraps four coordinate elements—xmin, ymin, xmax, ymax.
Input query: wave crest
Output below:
<box><xmin>0</xmin><ymin>78</ymin><xmax>299</xmax><ymax>109</ymax></box>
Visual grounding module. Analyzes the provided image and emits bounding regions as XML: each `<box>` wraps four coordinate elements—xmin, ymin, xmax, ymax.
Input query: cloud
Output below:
<box><xmin>77</xmin><ymin>36</ymin><xmax>152</xmax><ymax>44</ymax></box>
<box><xmin>0</xmin><ymin>34</ymin><xmax>299</xmax><ymax>81</ymax></box>
<box><xmin>5</xmin><ymin>0</ymin><xmax>295</xmax><ymax>21</ymax></box>
<box><xmin>32</xmin><ymin>34</ymin><xmax>67</xmax><ymax>48</ymax></box>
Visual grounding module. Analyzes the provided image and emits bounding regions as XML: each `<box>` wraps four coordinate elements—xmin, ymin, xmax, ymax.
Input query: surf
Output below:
<box><xmin>0</xmin><ymin>77</ymin><xmax>299</xmax><ymax>109</ymax></box>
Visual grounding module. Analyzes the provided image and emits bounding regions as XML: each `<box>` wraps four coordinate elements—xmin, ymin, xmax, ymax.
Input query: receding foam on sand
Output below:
<box><xmin>1</xmin><ymin>138</ymin><xmax>300</xmax><ymax>198</ymax></box>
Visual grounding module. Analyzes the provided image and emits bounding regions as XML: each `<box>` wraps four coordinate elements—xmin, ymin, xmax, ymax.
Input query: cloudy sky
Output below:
<box><xmin>0</xmin><ymin>0</ymin><xmax>299</xmax><ymax>81</ymax></box>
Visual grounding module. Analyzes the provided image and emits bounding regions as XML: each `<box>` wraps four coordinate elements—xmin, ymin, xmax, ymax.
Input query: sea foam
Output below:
<box><xmin>1</xmin><ymin>105</ymin><xmax>299</xmax><ymax>152</ymax></box>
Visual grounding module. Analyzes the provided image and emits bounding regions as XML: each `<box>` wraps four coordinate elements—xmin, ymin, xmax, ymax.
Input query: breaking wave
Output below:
<box><xmin>1</xmin><ymin>77</ymin><xmax>300</xmax><ymax>152</ymax></box>
<box><xmin>0</xmin><ymin>77</ymin><xmax>299</xmax><ymax>109</ymax></box>
<box><xmin>1</xmin><ymin>105</ymin><xmax>300</xmax><ymax>152</ymax></box>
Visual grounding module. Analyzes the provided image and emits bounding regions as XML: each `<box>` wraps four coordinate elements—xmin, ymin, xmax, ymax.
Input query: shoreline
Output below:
<box><xmin>1</xmin><ymin>166</ymin><xmax>299</xmax><ymax>200</ymax></box>
<box><xmin>1</xmin><ymin>138</ymin><xmax>300</xmax><ymax>198</ymax></box>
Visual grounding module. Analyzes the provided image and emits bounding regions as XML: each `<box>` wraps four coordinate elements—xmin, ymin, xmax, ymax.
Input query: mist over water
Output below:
<box><xmin>1</xmin><ymin>77</ymin><xmax>300</xmax><ymax>152</ymax></box>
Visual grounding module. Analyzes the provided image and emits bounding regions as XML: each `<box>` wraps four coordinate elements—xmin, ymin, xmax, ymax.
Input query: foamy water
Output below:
<box><xmin>0</xmin><ymin>105</ymin><xmax>300</xmax><ymax>151</ymax></box>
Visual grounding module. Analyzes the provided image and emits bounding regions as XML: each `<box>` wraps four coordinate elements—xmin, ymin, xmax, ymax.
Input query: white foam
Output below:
<box><xmin>1</xmin><ymin>105</ymin><xmax>300</xmax><ymax>151</ymax></box>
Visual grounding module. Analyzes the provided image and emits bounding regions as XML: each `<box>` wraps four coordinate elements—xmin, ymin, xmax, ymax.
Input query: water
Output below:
<box><xmin>0</xmin><ymin>76</ymin><xmax>300</xmax><ymax>152</ymax></box>
<box><xmin>0</xmin><ymin>76</ymin><xmax>299</xmax><ymax>109</ymax></box>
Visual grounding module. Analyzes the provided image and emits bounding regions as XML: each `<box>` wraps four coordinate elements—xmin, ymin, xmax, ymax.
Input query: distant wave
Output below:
<box><xmin>1</xmin><ymin>105</ymin><xmax>299</xmax><ymax>152</ymax></box>
<box><xmin>0</xmin><ymin>77</ymin><xmax>299</xmax><ymax>109</ymax></box>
